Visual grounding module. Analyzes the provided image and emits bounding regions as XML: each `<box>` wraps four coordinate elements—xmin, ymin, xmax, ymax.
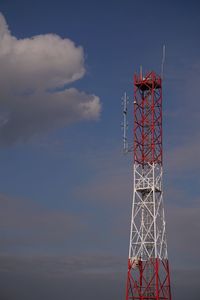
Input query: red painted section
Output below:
<box><xmin>134</xmin><ymin>71</ymin><xmax>162</xmax><ymax>165</ymax></box>
<box><xmin>126</xmin><ymin>258</ymin><xmax>172</xmax><ymax>300</ymax></box>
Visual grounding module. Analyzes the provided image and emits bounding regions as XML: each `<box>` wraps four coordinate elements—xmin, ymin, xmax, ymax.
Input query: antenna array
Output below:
<box><xmin>122</xmin><ymin>92</ymin><xmax>129</xmax><ymax>153</ymax></box>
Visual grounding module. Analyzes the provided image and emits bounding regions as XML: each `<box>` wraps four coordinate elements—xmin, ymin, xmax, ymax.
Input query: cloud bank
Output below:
<box><xmin>0</xmin><ymin>13</ymin><xmax>101</xmax><ymax>145</ymax></box>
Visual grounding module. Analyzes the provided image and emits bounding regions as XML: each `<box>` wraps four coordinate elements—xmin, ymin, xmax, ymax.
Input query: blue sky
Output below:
<box><xmin>0</xmin><ymin>1</ymin><xmax>200</xmax><ymax>299</ymax></box>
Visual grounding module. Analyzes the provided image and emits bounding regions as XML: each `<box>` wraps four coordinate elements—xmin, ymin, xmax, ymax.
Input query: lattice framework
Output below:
<box><xmin>125</xmin><ymin>71</ymin><xmax>172</xmax><ymax>300</ymax></box>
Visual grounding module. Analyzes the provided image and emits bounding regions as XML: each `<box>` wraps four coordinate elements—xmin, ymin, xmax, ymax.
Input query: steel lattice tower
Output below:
<box><xmin>125</xmin><ymin>71</ymin><xmax>172</xmax><ymax>300</ymax></box>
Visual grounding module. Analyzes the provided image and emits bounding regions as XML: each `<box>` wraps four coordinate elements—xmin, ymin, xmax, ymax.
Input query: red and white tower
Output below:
<box><xmin>124</xmin><ymin>71</ymin><xmax>172</xmax><ymax>300</ymax></box>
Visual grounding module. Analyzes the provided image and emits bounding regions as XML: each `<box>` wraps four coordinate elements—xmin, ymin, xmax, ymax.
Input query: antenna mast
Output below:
<box><xmin>122</xmin><ymin>92</ymin><xmax>129</xmax><ymax>153</ymax></box>
<box><xmin>161</xmin><ymin>45</ymin><xmax>166</xmax><ymax>80</ymax></box>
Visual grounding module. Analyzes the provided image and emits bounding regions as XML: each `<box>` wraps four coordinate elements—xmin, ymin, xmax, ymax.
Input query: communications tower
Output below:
<box><xmin>123</xmin><ymin>71</ymin><xmax>172</xmax><ymax>300</ymax></box>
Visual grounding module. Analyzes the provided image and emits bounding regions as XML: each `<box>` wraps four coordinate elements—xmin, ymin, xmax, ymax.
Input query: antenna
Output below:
<box><xmin>140</xmin><ymin>65</ymin><xmax>143</xmax><ymax>80</ymax></box>
<box><xmin>122</xmin><ymin>92</ymin><xmax>129</xmax><ymax>153</ymax></box>
<box><xmin>161</xmin><ymin>45</ymin><xmax>166</xmax><ymax>80</ymax></box>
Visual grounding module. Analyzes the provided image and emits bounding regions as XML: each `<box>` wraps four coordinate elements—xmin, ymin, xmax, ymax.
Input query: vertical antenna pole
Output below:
<box><xmin>122</xmin><ymin>92</ymin><xmax>129</xmax><ymax>153</ymax></box>
<box><xmin>161</xmin><ymin>45</ymin><xmax>166</xmax><ymax>80</ymax></box>
<box><xmin>140</xmin><ymin>65</ymin><xmax>143</xmax><ymax>80</ymax></box>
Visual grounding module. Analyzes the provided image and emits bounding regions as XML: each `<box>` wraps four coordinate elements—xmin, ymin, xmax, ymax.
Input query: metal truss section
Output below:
<box><xmin>134</xmin><ymin>71</ymin><xmax>162</xmax><ymax>166</ymax></box>
<box><xmin>129</xmin><ymin>162</ymin><xmax>167</xmax><ymax>262</ymax></box>
<box><xmin>126</xmin><ymin>257</ymin><xmax>171</xmax><ymax>300</ymax></box>
<box><xmin>125</xmin><ymin>71</ymin><xmax>172</xmax><ymax>300</ymax></box>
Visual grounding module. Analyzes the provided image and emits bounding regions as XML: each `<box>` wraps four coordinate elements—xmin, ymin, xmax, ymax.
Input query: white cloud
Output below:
<box><xmin>0</xmin><ymin>13</ymin><xmax>101</xmax><ymax>145</ymax></box>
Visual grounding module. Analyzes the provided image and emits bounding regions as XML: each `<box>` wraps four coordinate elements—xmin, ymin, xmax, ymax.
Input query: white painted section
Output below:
<box><xmin>129</xmin><ymin>163</ymin><xmax>168</xmax><ymax>261</ymax></box>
